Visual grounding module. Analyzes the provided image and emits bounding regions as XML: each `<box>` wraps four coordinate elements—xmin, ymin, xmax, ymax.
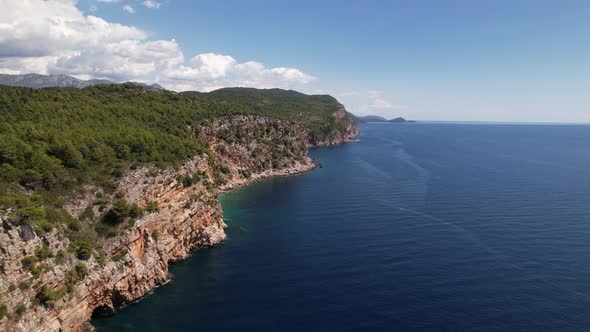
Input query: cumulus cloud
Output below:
<box><xmin>365</xmin><ymin>90</ymin><xmax>400</xmax><ymax>110</ymax></box>
<box><xmin>0</xmin><ymin>0</ymin><xmax>146</xmax><ymax>57</ymax></box>
<box><xmin>142</xmin><ymin>1</ymin><xmax>161</xmax><ymax>9</ymax></box>
<box><xmin>0</xmin><ymin>0</ymin><xmax>314</xmax><ymax>91</ymax></box>
<box><xmin>370</xmin><ymin>98</ymin><xmax>395</xmax><ymax>109</ymax></box>
<box><xmin>336</xmin><ymin>89</ymin><xmax>406</xmax><ymax>117</ymax></box>
<box><xmin>160</xmin><ymin>53</ymin><xmax>314</xmax><ymax>91</ymax></box>
<box><xmin>123</xmin><ymin>5</ymin><xmax>135</xmax><ymax>14</ymax></box>
<box><xmin>51</xmin><ymin>39</ymin><xmax>184</xmax><ymax>80</ymax></box>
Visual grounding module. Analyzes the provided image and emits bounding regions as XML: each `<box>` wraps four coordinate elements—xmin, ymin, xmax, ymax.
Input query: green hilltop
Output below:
<box><xmin>184</xmin><ymin>87</ymin><xmax>354</xmax><ymax>141</ymax></box>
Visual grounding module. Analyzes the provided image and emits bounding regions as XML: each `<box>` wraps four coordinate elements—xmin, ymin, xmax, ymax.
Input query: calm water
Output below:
<box><xmin>93</xmin><ymin>123</ymin><xmax>590</xmax><ymax>331</ymax></box>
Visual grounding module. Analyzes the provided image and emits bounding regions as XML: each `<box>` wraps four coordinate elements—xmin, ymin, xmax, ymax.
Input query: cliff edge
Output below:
<box><xmin>0</xmin><ymin>89</ymin><xmax>358</xmax><ymax>332</ymax></box>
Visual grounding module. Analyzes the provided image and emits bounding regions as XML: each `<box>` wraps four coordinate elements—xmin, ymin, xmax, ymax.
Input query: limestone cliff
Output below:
<box><xmin>0</xmin><ymin>115</ymin><xmax>357</xmax><ymax>332</ymax></box>
<box><xmin>308</xmin><ymin>108</ymin><xmax>360</xmax><ymax>147</ymax></box>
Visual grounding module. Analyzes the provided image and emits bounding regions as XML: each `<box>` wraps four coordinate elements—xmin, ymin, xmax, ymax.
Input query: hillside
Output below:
<box><xmin>0</xmin><ymin>83</ymin><xmax>357</xmax><ymax>331</ymax></box>
<box><xmin>184</xmin><ymin>88</ymin><xmax>358</xmax><ymax>144</ymax></box>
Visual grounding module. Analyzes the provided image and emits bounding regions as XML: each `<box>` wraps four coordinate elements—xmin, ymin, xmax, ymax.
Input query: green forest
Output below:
<box><xmin>0</xmin><ymin>84</ymin><xmax>348</xmax><ymax>209</ymax></box>
<box><xmin>185</xmin><ymin>87</ymin><xmax>351</xmax><ymax>140</ymax></box>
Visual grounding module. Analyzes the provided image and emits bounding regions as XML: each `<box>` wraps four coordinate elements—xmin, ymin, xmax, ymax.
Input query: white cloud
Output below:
<box><xmin>0</xmin><ymin>0</ymin><xmax>146</xmax><ymax>57</ymax></box>
<box><xmin>51</xmin><ymin>39</ymin><xmax>184</xmax><ymax>80</ymax></box>
<box><xmin>142</xmin><ymin>1</ymin><xmax>161</xmax><ymax>9</ymax></box>
<box><xmin>160</xmin><ymin>54</ymin><xmax>314</xmax><ymax>92</ymax></box>
<box><xmin>370</xmin><ymin>98</ymin><xmax>395</xmax><ymax>109</ymax></box>
<box><xmin>0</xmin><ymin>0</ymin><xmax>314</xmax><ymax>91</ymax></box>
<box><xmin>336</xmin><ymin>90</ymin><xmax>406</xmax><ymax>117</ymax></box>
<box><xmin>123</xmin><ymin>5</ymin><xmax>135</xmax><ymax>14</ymax></box>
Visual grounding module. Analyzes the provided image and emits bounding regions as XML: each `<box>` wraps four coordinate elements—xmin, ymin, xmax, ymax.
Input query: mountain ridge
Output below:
<box><xmin>0</xmin><ymin>73</ymin><xmax>163</xmax><ymax>90</ymax></box>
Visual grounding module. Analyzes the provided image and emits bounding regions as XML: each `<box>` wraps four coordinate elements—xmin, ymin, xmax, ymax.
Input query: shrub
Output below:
<box><xmin>36</xmin><ymin>284</ymin><xmax>66</xmax><ymax>306</ymax></box>
<box><xmin>65</xmin><ymin>270</ymin><xmax>78</xmax><ymax>293</ymax></box>
<box><xmin>79</xmin><ymin>205</ymin><xmax>95</xmax><ymax>222</ymax></box>
<box><xmin>55</xmin><ymin>249</ymin><xmax>66</xmax><ymax>265</ymax></box>
<box><xmin>177</xmin><ymin>174</ymin><xmax>193</xmax><ymax>188</ymax></box>
<box><xmin>68</xmin><ymin>229</ymin><xmax>98</xmax><ymax>260</ymax></box>
<box><xmin>76</xmin><ymin>263</ymin><xmax>88</xmax><ymax>278</ymax></box>
<box><xmin>112</xmin><ymin>249</ymin><xmax>128</xmax><ymax>262</ymax></box>
<box><xmin>18</xmin><ymin>281</ymin><xmax>31</xmax><ymax>291</ymax></box>
<box><xmin>95</xmin><ymin>250</ymin><xmax>106</xmax><ymax>267</ymax></box>
<box><xmin>34</xmin><ymin>246</ymin><xmax>53</xmax><ymax>261</ymax></box>
<box><xmin>151</xmin><ymin>230</ymin><xmax>160</xmax><ymax>241</ymax></box>
<box><xmin>95</xmin><ymin>222</ymin><xmax>118</xmax><ymax>238</ymax></box>
<box><xmin>107</xmin><ymin>198</ymin><xmax>130</xmax><ymax>223</ymax></box>
<box><xmin>73</xmin><ymin>240</ymin><xmax>94</xmax><ymax>260</ymax></box>
<box><xmin>128</xmin><ymin>203</ymin><xmax>144</xmax><ymax>219</ymax></box>
<box><xmin>0</xmin><ymin>305</ymin><xmax>6</xmax><ymax>320</ymax></box>
<box><xmin>8</xmin><ymin>284</ymin><xmax>16</xmax><ymax>292</ymax></box>
<box><xmin>213</xmin><ymin>172</ymin><xmax>227</xmax><ymax>186</ymax></box>
<box><xmin>15</xmin><ymin>304</ymin><xmax>26</xmax><ymax>316</ymax></box>
<box><xmin>145</xmin><ymin>200</ymin><xmax>159</xmax><ymax>213</ymax></box>
<box><xmin>21</xmin><ymin>256</ymin><xmax>38</xmax><ymax>271</ymax></box>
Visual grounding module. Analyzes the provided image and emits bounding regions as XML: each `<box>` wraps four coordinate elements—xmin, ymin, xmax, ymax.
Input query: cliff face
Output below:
<box><xmin>0</xmin><ymin>115</ymin><xmax>357</xmax><ymax>332</ymax></box>
<box><xmin>307</xmin><ymin>109</ymin><xmax>360</xmax><ymax>147</ymax></box>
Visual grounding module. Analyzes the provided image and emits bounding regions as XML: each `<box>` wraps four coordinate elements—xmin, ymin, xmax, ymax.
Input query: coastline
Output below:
<box><xmin>219</xmin><ymin>157</ymin><xmax>318</xmax><ymax>193</ymax></box>
<box><xmin>0</xmin><ymin>117</ymin><xmax>358</xmax><ymax>332</ymax></box>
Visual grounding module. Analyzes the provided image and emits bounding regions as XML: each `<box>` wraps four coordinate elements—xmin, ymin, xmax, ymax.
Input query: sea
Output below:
<box><xmin>93</xmin><ymin>122</ymin><xmax>590</xmax><ymax>331</ymax></box>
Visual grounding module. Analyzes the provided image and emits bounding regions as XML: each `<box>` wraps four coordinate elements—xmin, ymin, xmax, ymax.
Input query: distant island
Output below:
<box><xmin>357</xmin><ymin>115</ymin><xmax>415</xmax><ymax>123</ymax></box>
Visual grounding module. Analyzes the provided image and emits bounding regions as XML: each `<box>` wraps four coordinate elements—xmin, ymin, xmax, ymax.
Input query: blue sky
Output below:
<box><xmin>1</xmin><ymin>0</ymin><xmax>589</xmax><ymax>122</ymax></box>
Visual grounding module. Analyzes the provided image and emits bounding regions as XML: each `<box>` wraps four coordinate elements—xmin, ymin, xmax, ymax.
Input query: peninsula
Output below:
<box><xmin>0</xmin><ymin>81</ymin><xmax>358</xmax><ymax>331</ymax></box>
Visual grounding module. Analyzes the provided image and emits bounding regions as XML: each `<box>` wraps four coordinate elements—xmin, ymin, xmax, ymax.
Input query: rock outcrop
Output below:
<box><xmin>308</xmin><ymin>109</ymin><xmax>360</xmax><ymax>147</ymax></box>
<box><xmin>0</xmin><ymin>115</ymin><xmax>357</xmax><ymax>332</ymax></box>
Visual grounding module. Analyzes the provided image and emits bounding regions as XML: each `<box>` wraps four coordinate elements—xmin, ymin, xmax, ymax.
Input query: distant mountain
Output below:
<box><xmin>127</xmin><ymin>81</ymin><xmax>165</xmax><ymax>90</ymax></box>
<box><xmin>0</xmin><ymin>73</ymin><xmax>112</xmax><ymax>89</ymax></box>
<box><xmin>0</xmin><ymin>73</ymin><xmax>164</xmax><ymax>90</ymax></box>
<box><xmin>357</xmin><ymin>115</ymin><xmax>414</xmax><ymax>123</ymax></box>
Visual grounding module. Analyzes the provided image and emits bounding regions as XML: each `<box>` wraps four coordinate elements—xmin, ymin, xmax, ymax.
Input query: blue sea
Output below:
<box><xmin>93</xmin><ymin>123</ymin><xmax>590</xmax><ymax>331</ymax></box>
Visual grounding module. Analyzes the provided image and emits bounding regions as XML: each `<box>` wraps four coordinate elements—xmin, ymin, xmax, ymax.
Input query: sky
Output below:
<box><xmin>0</xmin><ymin>0</ymin><xmax>589</xmax><ymax>122</ymax></box>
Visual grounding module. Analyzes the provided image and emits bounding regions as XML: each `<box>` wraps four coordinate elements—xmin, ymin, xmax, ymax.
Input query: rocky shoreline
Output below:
<box><xmin>220</xmin><ymin>157</ymin><xmax>318</xmax><ymax>192</ymax></box>
<box><xmin>0</xmin><ymin>114</ymin><xmax>358</xmax><ymax>332</ymax></box>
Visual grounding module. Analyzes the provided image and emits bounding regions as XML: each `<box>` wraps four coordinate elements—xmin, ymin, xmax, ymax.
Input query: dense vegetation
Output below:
<box><xmin>0</xmin><ymin>84</ymin><xmax>251</xmax><ymax>201</ymax></box>
<box><xmin>184</xmin><ymin>88</ymin><xmax>352</xmax><ymax>140</ymax></box>
<box><xmin>0</xmin><ymin>83</ymin><xmax>351</xmax><ymax>227</ymax></box>
<box><xmin>0</xmin><ymin>85</ymin><xmax>351</xmax><ymax>206</ymax></box>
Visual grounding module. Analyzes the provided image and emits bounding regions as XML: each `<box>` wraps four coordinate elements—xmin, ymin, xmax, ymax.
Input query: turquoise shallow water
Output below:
<box><xmin>93</xmin><ymin>123</ymin><xmax>590</xmax><ymax>331</ymax></box>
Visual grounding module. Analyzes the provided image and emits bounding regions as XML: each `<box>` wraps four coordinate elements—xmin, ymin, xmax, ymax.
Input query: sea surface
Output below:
<box><xmin>93</xmin><ymin>123</ymin><xmax>590</xmax><ymax>331</ymax></box>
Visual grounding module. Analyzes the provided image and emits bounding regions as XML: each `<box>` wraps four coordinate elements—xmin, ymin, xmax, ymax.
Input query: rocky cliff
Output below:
<box><xmin>308</xmin><ymin>108</ymin><xmax>360</xmax><ymax>147</ymax></box>
<box><xmin>0</xmin><ymin>115</ymin><xmax>357</xmax><ymax>331</ymax></box>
